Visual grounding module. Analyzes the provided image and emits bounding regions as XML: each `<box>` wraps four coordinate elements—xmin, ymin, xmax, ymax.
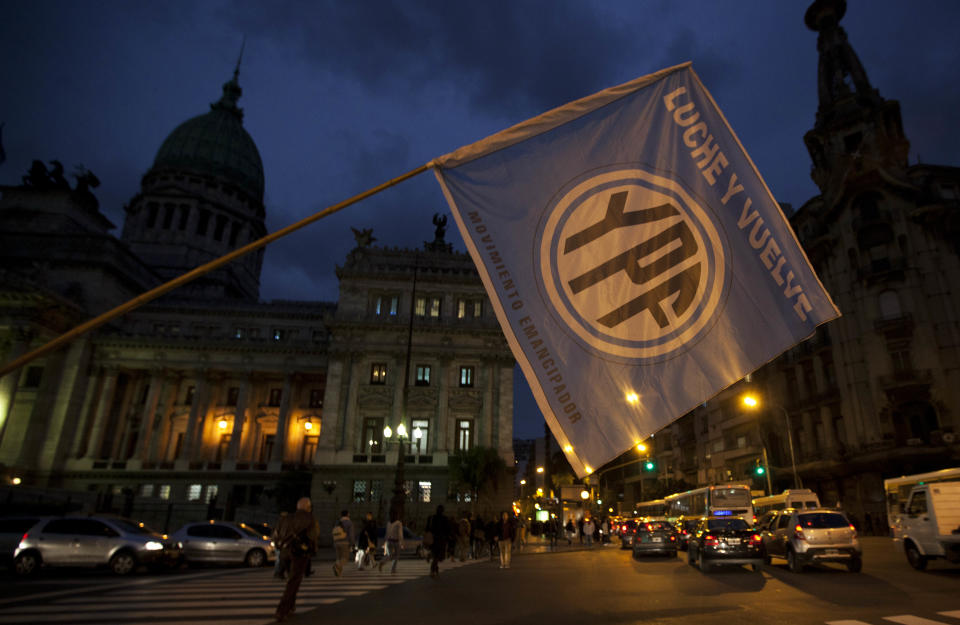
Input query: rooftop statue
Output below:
<box><xmin>352</xmin><ymin>227</ymin><xmax>376</xmax><ymax>248</ymax></box>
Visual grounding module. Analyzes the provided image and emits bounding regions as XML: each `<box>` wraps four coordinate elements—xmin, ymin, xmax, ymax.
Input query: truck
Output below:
<box><xmin>892</xmin><ymin>481</ymin><xmax>960</xmax><ymax>570</ymax></box>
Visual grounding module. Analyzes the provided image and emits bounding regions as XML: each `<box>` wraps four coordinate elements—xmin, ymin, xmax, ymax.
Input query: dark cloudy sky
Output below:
<box><xmin>2</xmin><ymin>1</ymin><xmax>959</xmax><ymax>439</ymax></box>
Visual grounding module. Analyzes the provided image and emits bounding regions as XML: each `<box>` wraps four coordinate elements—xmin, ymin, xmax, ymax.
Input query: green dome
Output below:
<box><xmin>152</xmin><ymin>72</ymin><xmax>264</xmax><ymax>201</ymax></box>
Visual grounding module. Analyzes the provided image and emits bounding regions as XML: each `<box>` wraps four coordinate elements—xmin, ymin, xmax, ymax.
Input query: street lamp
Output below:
<box><xmin>742</xmin><ymin>394</ymin><xmax>801</xmax><ymax>490</ymax></box>
<box><xmin>384</xmin><ymin>422</ymin><xmax>422</xmax><ymax>521</ymax></box>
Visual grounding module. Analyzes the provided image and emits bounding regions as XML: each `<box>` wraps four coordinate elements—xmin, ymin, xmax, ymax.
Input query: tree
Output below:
<box><xmin>448</xmin><ymin>446</ymin><xmax>510</xmax><ymax>514</ymax></box>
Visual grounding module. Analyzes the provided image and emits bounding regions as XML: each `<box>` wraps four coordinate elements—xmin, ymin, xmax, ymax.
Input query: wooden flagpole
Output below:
<box><xmin>0</xmin><ymin>163</ymin><xmax>431</xmax><ymax>379</ymax></box>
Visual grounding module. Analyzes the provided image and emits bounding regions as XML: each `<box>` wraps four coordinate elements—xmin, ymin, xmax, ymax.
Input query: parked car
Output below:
<box><xmin>0</xmin><ymin>516</ymin><xmax>47</xmax><ymax>570</ymax></box>
<box><xmin>760</xmin><ymin>508</ymin><xmax>861</xmax><ymax>573</ymax></box>
<box><xmin>687</xmin><ymin>516</ymin><xmax>763</xmax><ymax>573</ymax></box>
<box><xmin>14</xmin><ymin>515</ymin><xmax>181</xmax><ymax>577</ymax></box>
<box><xmin>375</xmin><ymin>525</ymin><xmax>426</xmax><ymax>559</ymax></box>
<box><xmin>893</xmin><ymin>481</ymin><xmax>960</xmax><ymax>570</ymax></box>
<box><xmin>675</xmin><ymin>518</ymin><xmax>699</xmax><ymax>552</ymax></box>
<box><xmin>631</xmin><ymin>520</ymin><xmax>677</xmax><ymax>558</ymax></box>
<box><xmin>171</xmin><ymin>521</ymin><xmax>276</xmax><ymax>567</ymax></box>
<box><xmin>619</xmin><ymin>520</ymin><xmax>638</xmax><ymax>549</ymax></box>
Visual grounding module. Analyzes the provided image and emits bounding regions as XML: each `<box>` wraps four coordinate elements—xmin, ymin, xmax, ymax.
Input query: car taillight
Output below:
<box><xmin>750</xmin><ymin>534</ymin><xmax>762</xmax><ymax>544</ymax></box>
<box><xmin>794</xmin><ymin>525</ymin><xmax>806</xmax><ymax>540</ymax></box>
<box><xmin>670</xmin><ymin>535</ymin><xmax>676</xmax><ymax>541</ymax></box>
<box><xmin>20</xmin><ymin>532</ymin><xmax>28</xmax><ymax>544</ymax></box>
<box><xmin>632</xmin><ymin>528</ymin><xmax>637</xmax><ymax>534</ymax></box>
<box><xmin>704</xmin><ymin>534</ymin><xmax>718</xmax><ymax>547</ymax></box>
<box><xmin>646</xmin><ymin>524</ymin><xmax>653</xmax><ymax>532</ymax></box>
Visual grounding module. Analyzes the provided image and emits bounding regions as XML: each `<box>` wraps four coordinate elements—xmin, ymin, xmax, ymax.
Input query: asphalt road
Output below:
<box><xmin>1</xmin><ymin>538</ymin><xmax>958</xmax><ymax>625</ymax></box>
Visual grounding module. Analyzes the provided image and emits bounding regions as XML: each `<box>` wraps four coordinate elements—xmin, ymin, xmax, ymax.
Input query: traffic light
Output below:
<box><xmin>754</xmin><ymin>460</ymin><xmax>765</xmax><ymax>476</ymax></box>
<box><xmin>644</xmin><ymin>459</ymin><xmax>656</xmax><ymax>471</ymax></box>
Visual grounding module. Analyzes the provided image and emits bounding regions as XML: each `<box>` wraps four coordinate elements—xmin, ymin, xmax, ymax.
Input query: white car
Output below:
<box><xmin>171</xmin><ymin>521</ymin><xmax>275</xmax><ymax>567</ymax></box>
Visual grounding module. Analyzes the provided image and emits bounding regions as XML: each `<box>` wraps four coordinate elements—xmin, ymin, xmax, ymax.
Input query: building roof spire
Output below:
<box><xmin>211</xmin><ymin>38</ymin><xmax>246</xmax><ymax>121</ymax></box>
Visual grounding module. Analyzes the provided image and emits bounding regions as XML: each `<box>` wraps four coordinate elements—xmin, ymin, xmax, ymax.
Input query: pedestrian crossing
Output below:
<box><xmin>827</xmin><ymin>610</ymin><xmax>960</xmax><ymax>625</ymax></box>
<box><xmin>0</xmin><ymin>558</ymin><xmax>481</xmax><ymax>625</ymax></box>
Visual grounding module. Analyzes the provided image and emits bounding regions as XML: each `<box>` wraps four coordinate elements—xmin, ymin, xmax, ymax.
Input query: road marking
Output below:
<box><xmin>939</xmin><ymin>614</ymin><xmax>960</xmax><ymax>619</ymax></box>
<box><xmin>0</xmin><ymin>567</ymin><xmax>256</xmax><ymax>606</ymax></box>
<box><xmin>0</xmin><ymin>604</ymin><xmax>338</xmax><ymax>623</ymax></box>
<box><xmin>884</xmin><ymin>617</ymin><xmax>955</xmax><ymax>625</ymax></box>
<box><xmin>56</xmin><ymin>590</ymin><xmax>371</xmax><ymax>603</ymax></box>
<box><xmin>825</xmin><ymin>621</ymin><xmax>872</xmax><ymax>624</ymax></box>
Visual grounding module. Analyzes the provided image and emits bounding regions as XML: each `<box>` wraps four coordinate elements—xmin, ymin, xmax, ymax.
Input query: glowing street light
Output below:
<box><xmin>536</xmin><ymin>466</ymin><xmax>544</xmax><ymax>473</ymax></box>
<box><xmin>217</xmin><ymin>418</ymin><xmax>228</xmax><ymax>430</ymax></box>
<box><xmin>742</xmin><ymin>393</ymin><xmax>798</xmax><ymax>490</ymax></box>
<box><xmin>520</xmin><ymin>479</ymin><xmax>526</xmax><ymax>485</ymax></box>
<box><xmin>580</xmin><ymin>489</ymin><xmax>590</xmax><ymax>500</ymax></box>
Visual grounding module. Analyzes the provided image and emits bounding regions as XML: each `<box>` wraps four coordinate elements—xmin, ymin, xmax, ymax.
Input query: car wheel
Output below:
<box><xmin>245</xmin><ymin>548</ymin><xmax>266</xmax><ymax>568</ymax></box>
<box><xmin>905</xmin><ymin>543</ymin><xmax>927</xmax><ymax>571</ymax></box>
<box><xmin>751</xmin><ymin>563</ymin><xmax>762</xmax><ymax>573</ymax></box>
<box><xmin>846</xmin><ymin>556</ymin><xmax>862</xmax><ymax>573</ymax></box>
<box><xmin>787</xmin><ymin>549</ymin><xmax>803</xmax><ymax>574</ymax></box>
<box><xmin>14</xmin><ymin>551</ymin><xmax>40</xmax><ymax>577</ymax></box>
<box><xmin>698</xmin><ymin>550</ymin><xmax>711</xmax><ymax>573</ymax></box>
<box><xmin>110</xmin><ymin>550</ymin><xmax>137</xmax><ymax>576</ymax></box>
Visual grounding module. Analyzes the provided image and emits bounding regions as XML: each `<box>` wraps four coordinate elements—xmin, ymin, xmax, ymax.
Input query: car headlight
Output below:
<box><xmin>145</xmin><ymin>541</ymin><xmax>164</xmax><ymax>551</ymax></box>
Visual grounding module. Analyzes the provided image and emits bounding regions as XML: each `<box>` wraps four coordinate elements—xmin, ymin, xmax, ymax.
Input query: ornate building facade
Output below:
<box><xmin>0</xmin><ymin>66</ymin><xmax>514</xmax><ymax>534</ymax></box>
<box><xmin>603</xmin><ymin>0</ymin><xmax>960</xmax><ymax>530</ymax></box>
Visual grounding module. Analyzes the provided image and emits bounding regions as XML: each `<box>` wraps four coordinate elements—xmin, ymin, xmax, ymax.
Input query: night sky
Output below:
<box><xmin>2</xmin><ymin>1</ymin><xmax>959</xmax><ymax>440</ymax></box>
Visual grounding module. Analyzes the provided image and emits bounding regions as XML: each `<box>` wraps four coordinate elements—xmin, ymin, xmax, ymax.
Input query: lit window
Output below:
<box><xmin>473</xmin><ymin>300</ymin><xmax>482</xmax><ymax>317</ymax></box>
<box><xmin>459</xmin><ymin>366</ymin><xmax>475</xmax><ymax>388</ymax></box>
<box><xmin>138</xmin><ymin>484</ymin><xmax>154</xmax><ymax>497</ymax></box>
<box><xmin>364</xmin><ymin>418</ymin><xmax>384</xmax><ymax>453</ymax></box>
<box><xmin>412</xmin><ymin>419</ymin><xmax>429</xmax><ymax>455</ymax></box>
<box><xmin>389</xmin><ymin>296</ymin><xmax>398</xmax><ymax>316</ymax></box>
<box><xmin>353</xmin><ymin>480</ymin><xmax>367</xmax><ymax>504</ymax></box>
<box><xmin>187</xmin><ymin>484</ymin><xmax>202</xmax><ymax>501</ymax></box>
<box><xmin>416</xmin><ymin>365</ymin><xmax>431</xmax><ymax>386</ymax></box>
<box><xmin>371</xmin><ymin>363</ymin><xmax>387</xmax><ymax>385</ymax></box>
<box><xmin>204</xmin><ymin>485</ymin><xmax>219</xmax><ymax>504</ymax></box>
<box><xmin>457</xmin><ymin>419</ymin><xmax>473</xmax><ymax>451</ymax></box>
<box><xmin>415</xmin><ymin>297</ymin><xmax>426</xmax><ymax>317</ymax></box>
<box><xmin>158</xmin><ymin>485</ymin><xmax>171</xmax><ymax>500</ymax></box>
<box><xmin>419</xmin><ymin>480</ymin><xmax>432</xmax><ymax>503</ymax></box>
<box><xmin>429</xmin><ymin>297</ymin><xmax>441</xmax><ymax>318</ymax></box>
<box><xmin>457</xmin><ymin>299</ymin><xmax>466</xmax><ymax>319</ymax></box>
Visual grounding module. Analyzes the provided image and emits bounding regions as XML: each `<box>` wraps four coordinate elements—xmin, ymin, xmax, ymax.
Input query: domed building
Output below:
<box><xmin>121</xmin><ymin>67</ymin><xmax>266</xmax><ymax>301</ymax></box>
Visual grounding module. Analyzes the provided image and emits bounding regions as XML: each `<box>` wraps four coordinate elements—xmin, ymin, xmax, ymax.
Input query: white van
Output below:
<box><xmin>894</xmin><ymin>481</ymin><xmax>960</xmax><ymax>570</ymax></box>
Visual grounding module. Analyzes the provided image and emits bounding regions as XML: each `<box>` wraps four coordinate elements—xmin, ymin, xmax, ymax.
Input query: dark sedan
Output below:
<box><xmin>618</xmin><ymin>520</ymin><xmax>638</xmax><ymax>549</ymax></box>
<box><xmin>675</xmin><ymin>518</ymin><xmax>698</xmax><ymax>551</ymax></box>
<box><xmin>686</xmin><ymin>516</ymin><xmax>763</xmax><ymax>573</ymax></box>
<box><xmin>631</xmin><ymin>520</ymin><xmax>677</xmax><ymax>558</ymax></box>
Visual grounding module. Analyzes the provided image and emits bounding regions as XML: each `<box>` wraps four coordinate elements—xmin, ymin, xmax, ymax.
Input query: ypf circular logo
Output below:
<box><xmin>538</xmin><ymin>167</ymin><xmax>727</xmax><ymax>361</ymax></box>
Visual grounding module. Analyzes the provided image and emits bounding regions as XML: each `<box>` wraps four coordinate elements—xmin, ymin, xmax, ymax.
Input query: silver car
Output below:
<box><xmin>14</xmin><ymin>515</ymin><xmax>181</xmax><ymax>576</ymax></box>
<box><xmin>760</xmin><ymin>508</ymin><xmax>862</xmax><ymax>573</ymax></box>
<box><xmin>171</xmin><ymin>521</ymin><xmax>275</xmax><ymax>567</ymax></box>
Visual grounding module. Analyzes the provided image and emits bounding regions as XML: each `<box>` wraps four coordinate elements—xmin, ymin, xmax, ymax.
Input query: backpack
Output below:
<box><xmin>332</xmin><ymin>521</ymin><xmax>347</xmax><ymax>541</ymax></box>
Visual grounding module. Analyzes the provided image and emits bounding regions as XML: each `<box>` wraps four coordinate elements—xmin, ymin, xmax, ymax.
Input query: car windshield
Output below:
<box><xmin>798</xmin><ymin>513</ymin><xmax>849</xmax><ymax>528</ymax></box>
<box><xmin>642</xmin><ymin>522</ymin><xmax>670</xmax><ymax>531</ymax></box>
<box><xmin>707</xmin><ymin>518</ymin><xmax>749</xmax><ymax>531</ymax></box>
<box><xmin>108</xmin><ymin>518</ymin><xmax>158</xmax><ymax>535</ymax></box>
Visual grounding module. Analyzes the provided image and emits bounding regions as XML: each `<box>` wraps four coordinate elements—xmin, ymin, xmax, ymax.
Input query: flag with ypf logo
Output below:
<box><xmin>431</xmin><ymin>62</ymin><xmax>839</xmax><ymax>478</ymax></box>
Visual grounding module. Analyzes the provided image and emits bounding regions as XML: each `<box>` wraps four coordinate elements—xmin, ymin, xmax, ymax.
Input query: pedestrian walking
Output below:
<box><xmin>378</xmin><ymin>511</ymin><xmax>403</xmax><ymax>574</ymax></box>
<box><xmin>425</xmin><ymin>504</ymin><xmax>450</xmax><ymax>577</ymax></box>
<box><xmin>546</xmin><ymin>515</ymin><xmax>559</xmax><ymax>550</ymax></box>
<box><xmin>456</xmin><ymin>512</ymin><xmax>471</xmax><ymax>561</ymax></box>
<box><xmin>577</xmin><ymin>517</ymin><xmax>584</xmax><ymax>544</ymax></box>
<box><xmin>516</xmin><ymin>514</ymin><xmax>527</xmax><ymax>551</ymax></box>
<box><xmin>356</xmin><ymin>511</ymin><xmax>377</xmax><ymax>570</ymax></box>
<box><xmin>332</xmin><ymin>509</ymin><xmax>354</xmax><ymax>576</ymax></box>
<box><xmin>273</xmin><ymin>497</ymin><xmax>318</xmax><ymax>623</ymax></box>
<box><xmin>471</xmin><ymin>514</ymin><xmax>485</xmax><ymax>559</ymax></box>
<box><xmin>271</xmin><ymin>511</ymin><xmax>290</xmax><ymax>580</ymax></box>
<box><xmin>583</xmin><ymin>517</ymin><xmax>595</xmax><ymax>546</ymax></box>
<box><xmin>495</xmin><ymin>510</ymin><xmax>516</xmax><ymax>569</ymax></box>
<box><xmin>565</xmin><ymin>519</ymin><xmax>575</xmax><ymax>545</ymax></box>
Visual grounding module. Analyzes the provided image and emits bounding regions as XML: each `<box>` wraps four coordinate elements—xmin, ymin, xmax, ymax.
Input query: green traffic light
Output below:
<box><xmin>644</xmin><ymin>461</ymin><xmax>655</xmax><ymax>471</ymax></box>
<box><xmin>755</xmin><ymin>466</ymin><xmax>765</xmax><ymax>475</ymax></box>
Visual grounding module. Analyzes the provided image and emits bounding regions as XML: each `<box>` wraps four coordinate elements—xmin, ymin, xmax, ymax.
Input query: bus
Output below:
<box><xmin>883</xmin><ymin>467</ymin><xmax>960</xmax><ymax>534</ymax></box>
<box><xmin>665</xmin><ymin>484</ymin><xmax>754</xmax><ymax>524</ymax></box>
<box><xmin>633</xmin><ymin>498</ymin><xmax>667</xmax><ymax>519</ymax></box>
<box><xmin>752</xmin><ymin>489</ymin><xmax>821</xmax><ymax>517</ymax></box>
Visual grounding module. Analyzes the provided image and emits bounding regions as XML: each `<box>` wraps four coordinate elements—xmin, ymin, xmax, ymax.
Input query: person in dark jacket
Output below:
<box><xmin>495</xmin><ymin>511</ymin><xmax>517</xmax><ymax>569</ymax></box>
<box><xmin>356</xmin><ymin>511</ymin><xmax>377</xmax><ymax>570</ymax></box>
<box><xmin>425</xmin><ymin>504</ymin><xmax>450</xmax><ymax>577</ymax></box>
<box><xmin>274</xmin><ymin>497</ymin><xmax>319</xmax><ymax>623</ymax></box>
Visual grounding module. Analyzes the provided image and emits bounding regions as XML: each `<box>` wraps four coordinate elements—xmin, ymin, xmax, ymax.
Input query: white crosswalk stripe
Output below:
<box><xmin>0</xmin><ymin>558</ymin><xmax>482</xmax><ymax>625</ymax></box>
<box><xmin>826</xmin><ymin>610</ymin><xmax>960</xmax><ymax>625</ymax></box>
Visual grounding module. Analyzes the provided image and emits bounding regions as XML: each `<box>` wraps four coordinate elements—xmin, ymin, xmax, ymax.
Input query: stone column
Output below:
<box><xmin>16</xmin><ymin>348</ymin><xmax>68</xmax><ymax>471</ymax></box>
<box><xmin>0</xmin><ymin>328</ymin><xmax>33</xmax><ymax>458</ymax></box>
<box><xmin>149</xmin><ymin>375</ymin><xmax>180</xmax><ymax>464</ymax></box>
<box><xmin>83</xmin><ymin>367</ymin><xmax>119</xmax><ymax>461</ymax></box>
<box><xmin>224</xmin><ymin>373</ymin><xmax>252</xmax><ymax>468</ymax></box>
<box><xmin>269</xmin><ymin>373</ymin><xmax>295</xmax><ymax>468</ymax></box>
<box><xmin>436</xmin><ymin>358</ymin><xmax>450</xmax><ymax>452</ymax></box>
<box><xmin>177</xmin><ymin>371</ymin><xmax>210</xmax><ymax>468</ymax></box>
<box><xmin>129</xmin><ymin>370</ymin><xmax>166</xmax><ymax>468</ymax></box>
<box><xmin>109</xmin><ymin>373</ymin><xmax>141</xmax><ymax>462</ymax></box>
<box><xmin>70</xmin><ymin>369</ymin><xmax>102</xmax><ymax>460</ymax></box>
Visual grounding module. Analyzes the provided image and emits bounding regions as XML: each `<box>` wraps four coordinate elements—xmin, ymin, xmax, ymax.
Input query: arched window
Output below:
<box><xmin>878</xmin><ymin>290</ymin><xmax>901</xmax><ymax>320</ymax></box>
